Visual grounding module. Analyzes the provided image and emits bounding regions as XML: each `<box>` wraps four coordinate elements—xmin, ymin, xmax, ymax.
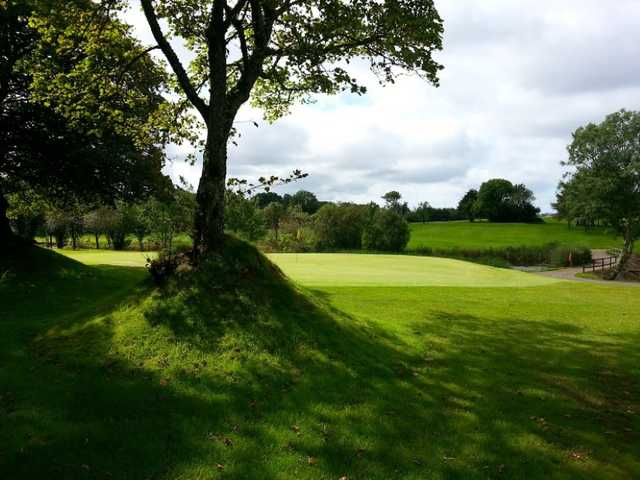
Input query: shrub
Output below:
<box><xmin>313</xmin><ymin>203</ymin><xmax>366</xmax><ymax>250</ymax></box>
<box><xmin>147</xmin><ymin>247</ymin><xmax>192</xmax><ymax>285</ymax></box>
<box><xmin>549</xmin><ymin>246</ymin><xmax>592</xmax><ymax>267</ymax></box>
<box><xmin>362</xmin><ymin>209</ymin><xmax>410</xmax><ymax>252</ymax></box>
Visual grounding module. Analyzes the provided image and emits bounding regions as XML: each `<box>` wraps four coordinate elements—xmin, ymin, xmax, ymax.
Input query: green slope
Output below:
<box><xmin>408</xmin><ymin>220</ymin><xmax>621</xmax><ymax>250</ymax></box>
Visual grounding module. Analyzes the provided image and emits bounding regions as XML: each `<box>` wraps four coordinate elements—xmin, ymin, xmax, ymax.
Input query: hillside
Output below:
<box><xmin>408</xmin><ymin>220</ymin><xmax>622</xmax><ymax>251</ymax></box>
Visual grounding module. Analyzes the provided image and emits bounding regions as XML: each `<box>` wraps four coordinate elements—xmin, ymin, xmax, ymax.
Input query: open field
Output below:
<box><xmin>408</xmin><ymin>220</ymin><xmax>622</xmax><ymax>250</ymax></box>
<box><xmin>1</xmin><ymin>247</ymin><xmax>639</xmax><ymax>479</ymax></box>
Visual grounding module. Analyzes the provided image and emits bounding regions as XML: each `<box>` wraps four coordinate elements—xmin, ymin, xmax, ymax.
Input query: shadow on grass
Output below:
<box><xmin>1</xmin><ymin>248</ymin><xmax>639</xmax><ymax>479</ymax></box>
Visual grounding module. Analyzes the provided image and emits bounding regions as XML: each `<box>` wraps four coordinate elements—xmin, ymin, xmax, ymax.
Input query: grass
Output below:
<box><xmin>269</xmin><ymin>253</ymin><xmax>560</xmax><ymax>287</ymax></box>
<box><xmin>408</xmin><ymin>220</ymin><xmax>622</xmax><ymax>251</ymax></box>
<box><xmin>1</xmin><ymin>245</ymin><xmax>639</xmax><ymax>479</ymax></box>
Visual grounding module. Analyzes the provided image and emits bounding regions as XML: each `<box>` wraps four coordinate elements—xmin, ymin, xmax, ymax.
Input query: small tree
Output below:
<box><xmin>224</xmin><ymin>192</ymin><xmax>265</xmax><ymax>241</ymax></box>
<box><xmin>362</xmin><ymin>208</ymin><xmax>410</xmax><ymax>252</ymax></box>
<box><xmin>457</xmin><ymin>189</ymin><xmax>478</xmax><ymax>222</ymax></box>
<box><xmin>45</xmin><ymin>208</ymin><xmax>69</xmax><ymax>248</ymax></box>
<box><xmin>313</xmin><ymin>203</ymin><xmax>366</xmax><ymax>250</ymax></box>
<box><xmin>560</xmin><ymin>109</ymin><xmax>640</xmax><ymax>277</ymax></box>
<box><xmin>414</xmin><ymin>201</ymin><xmax>431</xmax><ymax>223</ymax></box>
<box><xmin>289</xmin><ymin>190</ymin><xmax>320</xmax><ymax>214</ymax></box>
<box><xmin>262</xmin><ymin>202</ymin><xmax>286</xmax><ymax>239</ymax></box>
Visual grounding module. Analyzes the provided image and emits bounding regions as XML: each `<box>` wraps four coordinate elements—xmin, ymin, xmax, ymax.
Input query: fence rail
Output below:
<box><xmin>582</xmin><ymin>255</ymin><xmax>618</xmax><ymax>273</ymax></box>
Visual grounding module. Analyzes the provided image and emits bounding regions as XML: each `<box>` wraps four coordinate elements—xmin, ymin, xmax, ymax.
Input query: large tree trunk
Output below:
<box><xmin>193</xmin><ymin>129</ymin><xmax>228</xmax><ymax>257</ymax></box>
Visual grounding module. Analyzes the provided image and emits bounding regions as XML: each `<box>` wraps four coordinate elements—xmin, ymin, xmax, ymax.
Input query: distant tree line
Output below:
<box><xmin>456</xmin><ymin>179</ymin><xmax>541</xmax><ymax>223</ymax></box>
<box><xmin>7</xmin><ymin>186</ymin><xmax>196</xmax><ymax>251</ymax></box>
<box><xmin>224</xmin><ymin>190</ymin><xmax>410</xmax><ymax>252</ymax></box>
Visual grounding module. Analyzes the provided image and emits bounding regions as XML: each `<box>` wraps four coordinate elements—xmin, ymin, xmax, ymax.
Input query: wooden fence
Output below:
<box><xmin>582</xmin><ymin>255</ymin><xmax>618</xmax><ymax>273</ymax></box>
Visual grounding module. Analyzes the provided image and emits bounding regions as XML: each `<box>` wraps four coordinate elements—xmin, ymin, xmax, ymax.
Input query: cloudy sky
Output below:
<box><xmin>126</xmin><ymin>0</ymin><xmax>640</xmax><ymax>211</ymax></box>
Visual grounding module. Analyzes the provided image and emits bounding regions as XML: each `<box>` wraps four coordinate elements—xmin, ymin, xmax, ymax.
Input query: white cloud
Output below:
<box><xmin>125</xmin><ymin>0</ymin><xmax>640</xmax><ymax>210</ymax></box>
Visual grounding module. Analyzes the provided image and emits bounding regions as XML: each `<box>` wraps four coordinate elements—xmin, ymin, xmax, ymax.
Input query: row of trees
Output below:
<box><xmin>7</xmin><ymin>188</ymin><xmax>196</xmax><ymax>251</ymax></box>
<box><xmin>225</xmin><ymin>193</ymin><xmax>410</xmax><ymax>252</ymax></box>
<box><xmin>457</xmin><ymin>179</ymin><xmax>540</xmax><ymax>223</ymax></box>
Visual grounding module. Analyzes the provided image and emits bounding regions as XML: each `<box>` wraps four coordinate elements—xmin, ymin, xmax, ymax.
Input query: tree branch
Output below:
<box><xmin>140</xmin><ymin>0</ymin><xmax>209</xmax><ymax>122</ymax></box>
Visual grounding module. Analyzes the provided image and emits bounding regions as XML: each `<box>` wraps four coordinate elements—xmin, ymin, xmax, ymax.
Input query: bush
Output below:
<box><xmin>147</xmin><ymin>247</ymin><xmax>192</xmax><ymax>285</ymax></box>
<box><xmin>313</xmin><ymin>203</ymin><xmax>366</xmax><ymax>250</ymax></box>
<box><xmin>362</xmin><ymin>209</ymin><xmax>410</xmax><ymax>252</ymax></box>
<box><xmin>549</xmin><ymin>246</ymin><xmax>592</xmax><ymax>267</ymax></box>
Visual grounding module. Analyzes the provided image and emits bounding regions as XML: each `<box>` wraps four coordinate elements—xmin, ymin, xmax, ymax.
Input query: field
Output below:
<box><xmin>408</xmin><ymin>220</ymin><xmax>621</xmax><ymax>251</ymax></box>
<box><xmin>1</xmin><ymin>247</ymin><xmax>639</xmax><ymax>479</ymax></box>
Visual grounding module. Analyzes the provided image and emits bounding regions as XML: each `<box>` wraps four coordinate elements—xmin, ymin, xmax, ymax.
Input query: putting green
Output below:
<box><xmin>268</xmin><ymin>253</ymin><xmax>562</xmax><ymax>287</ymax></box>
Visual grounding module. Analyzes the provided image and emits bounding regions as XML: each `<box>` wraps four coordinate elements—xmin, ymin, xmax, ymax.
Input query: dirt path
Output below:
<box><xmin>534</xmin><ymin>249</ymin><xmax>640</xmax><ymax>287</ymax></box>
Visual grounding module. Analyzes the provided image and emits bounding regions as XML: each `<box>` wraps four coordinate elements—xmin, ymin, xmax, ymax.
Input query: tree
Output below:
<box><xmin>84</xmin><ymin>206</ymin><xmax>114</xmax><ymax>249</ymax></box>
<box><xmin>139</xmin><ymin>0</ymin><xmax>444</xmax><ymax>254</ymax></box>
<box><xmin>362</xmin><ymin>208</ymin><xmax>410</xmax><ymax>252</ymax></box>
<box><xmin>0</xmin><ymin>1</ymin><xmax>174</xmax><ymax>247</ymax></box>
<box><xmin>414</xmin><ymin>201</ymin><xmax>431</xmax><ymax>223</ymax></box>
<box><xmin>289</xmin><ymin>190</ymin><xmax>320</xmax><ymax>215</ymax></box>
<box><xmin>475</xmin><ymin>179</ymin><xmax>539</xmax><ymax>223</ymax></box>
<box><xmin>262</xmin><ymin>202</ymin><xmax>286</xmax><ymax>239</ymax></box>
<box><xmin>457</xmin><ymin>189</ymin><xmax>478</xmax><ymax>222</ymax></box>
<box><xmin>382</xmin><ymin>191</ymin><xmax>409</xmax><ymax>217</ymax></box>
<box><xmin>6</xmin><ymin>187</ymin><xmax>47</xmax><ymax>242</ymax></box>
<box><xmin>313</xmin><ymin>203</ymin><xmax>367</xmax><ymax>250</ymax></box>
<box><xmin>224</xmin><ymin>192</ymin><xmax>265</xmax><ymax>241</ymax></box>
<box><xmin>559</xmin><ymin>109</ymin><xmax>640</xmax><ymax>277</ymax></box>
<box><xmin>253</xmin><ymin>191</ymin><xmax>283</xmax><ymax>208</ymax></box>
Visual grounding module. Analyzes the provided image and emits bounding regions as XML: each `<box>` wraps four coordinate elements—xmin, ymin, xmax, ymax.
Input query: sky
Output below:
<box><xmin>125</xmin><ymin>0</ymin><xmax>640</xmax><ymax>211</ymax></box>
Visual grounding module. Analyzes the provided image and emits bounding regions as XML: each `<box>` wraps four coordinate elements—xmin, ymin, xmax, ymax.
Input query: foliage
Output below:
<box><xmin>0</xmin><ymin>0</ymin><xmax>174</xmax><ymax>242</ymax></box>
<box><xmin>288</xmin><ymin>190</ymin><xmax>320</xmax><ymax>214</ymax></box>
<box><xmin>413</xmin><ymin>201</ymin><xmax>431</xmax><ymax>223</ymax></box>
<box><xmin>475</xmin><ymin>179</ymin><xmax>540</xmax><ymax>223</ymax></box>
<box><xmin>6</xmin><ymin>187</ymin><xmax>47</xmax><ymax>241</ymax></box>
<box><xmin>558</xmin><ymin>109</ymin><xmax>640</xmax><ymax>274</ymax></box>
<box><xmin>457</xmin><ymin>189</ymin><xmax>478</xmax><ymax>222</ymax></box>
<box><xmin>262</xmin><ymin>201</ymin><xmax>286</xmax><ymax>239</ymax></box>
<box><xmin>548</xmin><ymin>246</ymin><xmax>592</xmax><ymax>268</ymax></box>
<box><xmin>382</xmin><ymin>190</ymin><xmax>410</xmax><ymax>217</ymax></box>
<box><xmin>224</xmin><ymin>191</ymin><xmax>266</xmax><ymax>241</ymax></box>
<box><xmin>312</xmin><ymin>203</ymin><xmax>367</xmax><ymax>250</ymax></box>
<box><xmin>361</xmin><ymin>208</ymin><xmax>410</xmax><ymax>252</ymax></box>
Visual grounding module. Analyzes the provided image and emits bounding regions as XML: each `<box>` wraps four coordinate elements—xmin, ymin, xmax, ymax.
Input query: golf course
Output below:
<box><xmin>408</xmin><ymin>220</ymin><xmax>622</xmax><ymax>251</ymax></box>
<box><xmin>2</xmin><ymin>245</ymin><xmax>638</xmax><ymax>479</ymax></box>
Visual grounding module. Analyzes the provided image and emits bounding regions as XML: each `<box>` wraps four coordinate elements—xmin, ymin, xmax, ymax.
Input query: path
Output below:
<box><xmin>534</xmin><ymin>249</ymin><xmax>640</xmax><ymax>286</ymax></box>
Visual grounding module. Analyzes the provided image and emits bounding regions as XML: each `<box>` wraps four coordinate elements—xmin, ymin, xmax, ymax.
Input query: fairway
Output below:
<box><xmin>269</xmin><ymin>252</ymin><xmax>560</xmax><ymax>287</ymax></box>
<box><xmin>408</xmin><ymin>220</ymin><xmax>621</xmax><ymax>250</ymax></box>
<box><xmin>59</xmin><ymin>249</ymin><xmax>153</xmax><ymax>267</ymax></box>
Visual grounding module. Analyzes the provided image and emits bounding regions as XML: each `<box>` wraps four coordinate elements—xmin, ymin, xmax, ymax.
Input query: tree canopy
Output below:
<box><xmin>138</xmin><ymin>0</ymin><xmax>444</xmax><ymax>255</ymax></box>
<box><xmin>0</xmin><ymin>0</ymin><xmax>176</xmax><ymax>245</ymax></box>
<box><xmin>557</xmin><ymin>109</ymin><xmax>640</xmax><ymax>275</ymax></box>
<box><xmin>474</xmin><ymin>179</ymin><xmax>539</xmax><ymax>223</ymax></box>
